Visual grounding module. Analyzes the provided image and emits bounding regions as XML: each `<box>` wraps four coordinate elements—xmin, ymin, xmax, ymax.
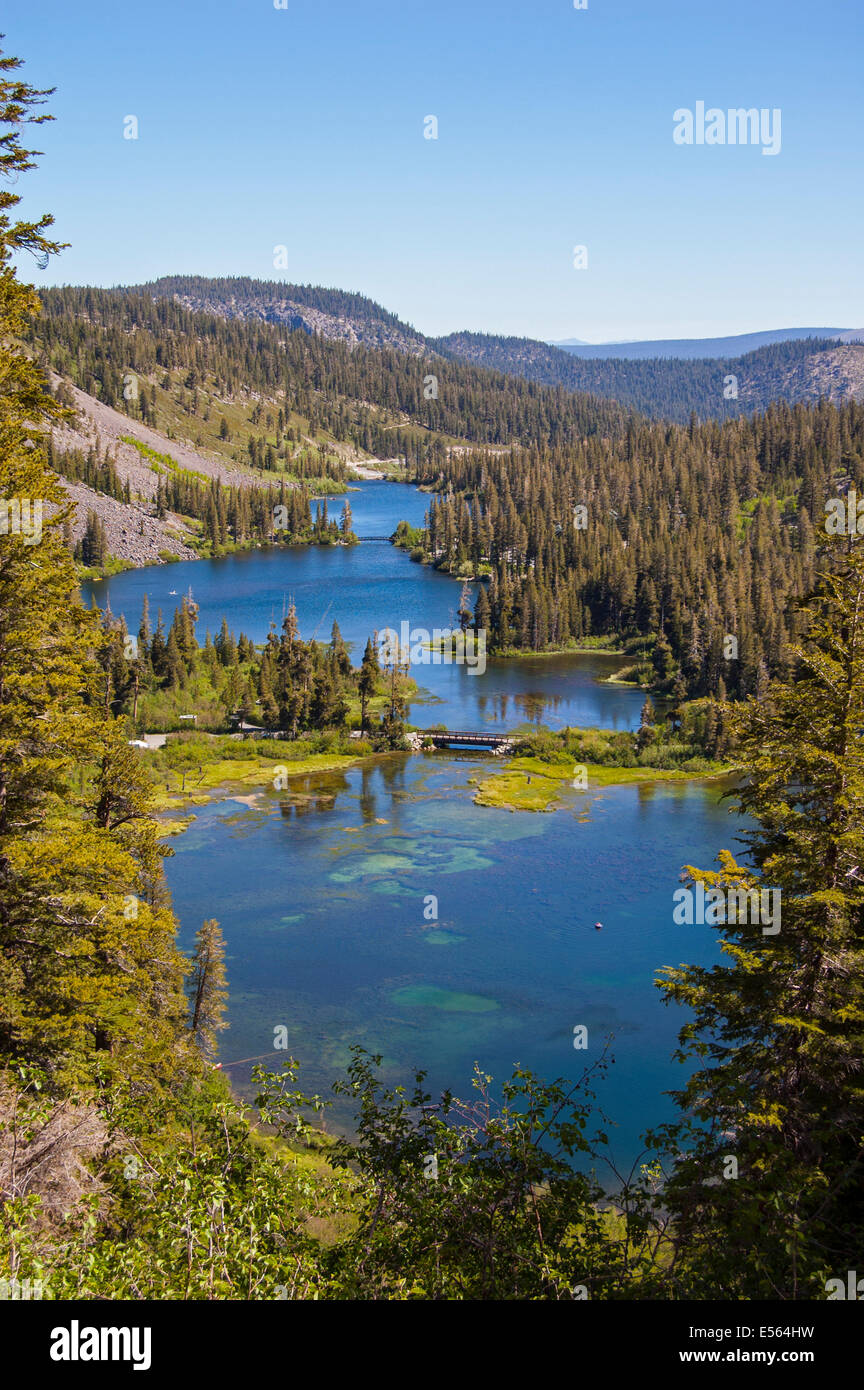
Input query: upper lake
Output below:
<box><xmin>83</xmin><ymin>479</ymin><xmax>646</xmax><ymax>734</ymax></box>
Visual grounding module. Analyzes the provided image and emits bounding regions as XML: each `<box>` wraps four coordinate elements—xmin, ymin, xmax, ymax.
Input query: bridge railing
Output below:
<box><xmin>421</xmin><ymin>729</ymin><xmax>514</xmax><ymax>745</ymax></box>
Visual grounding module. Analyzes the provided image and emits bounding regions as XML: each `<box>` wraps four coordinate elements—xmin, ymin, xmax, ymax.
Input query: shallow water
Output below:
<box><xmin>165</xmin><ymin>754</ymin><xmax>741</xmax><ymax>1166</ymax></box>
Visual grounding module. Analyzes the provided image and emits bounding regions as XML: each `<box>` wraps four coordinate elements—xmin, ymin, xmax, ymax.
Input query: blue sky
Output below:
<box><xmin>5</xmin><ymin>0</ymin><xmax>862</xmax><ymax>341</ymax></box>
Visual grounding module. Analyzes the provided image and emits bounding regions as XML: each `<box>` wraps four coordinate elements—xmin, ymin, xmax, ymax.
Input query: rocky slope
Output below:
<box><xmin>779</xmin><ymin>343</ymin><xmax>864</xmax><ymax>405</ymax></box>
<box><xmin>55</xmin><ymin>480</ymin><xmax>198</xmax><ymax>567</ymax></box>
<box><xmin>51</xmin><ymin>377</ymin><xmax>257</xmax><ymax>497</ymax></box>
<box><xmin>138</xmin><ymin>275</ymin><xmax>429</xmax><ymax>356</ymax></box>
<box><xmin>49</xmin><ymin>379</ymin><xmax>275</xmax><ymax>568</ymax></box>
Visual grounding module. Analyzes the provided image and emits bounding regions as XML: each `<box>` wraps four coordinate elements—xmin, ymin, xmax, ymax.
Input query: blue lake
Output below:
<box><xmin>85</xmin><ymin>480</ymin><xmax>743</xmax><ymax>1166</ymax></box>
<box><xmin>83</xmin><ymin>480</ymin><xmax>646</xmax><ymax>734</ymax></box>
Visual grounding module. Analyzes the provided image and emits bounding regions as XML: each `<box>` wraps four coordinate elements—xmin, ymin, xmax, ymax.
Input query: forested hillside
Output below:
<box><xmin>29</xmin><ymin>284</ymin><xmax>864</xmax><ymax>704</ymax></box>
<box><xmin>410</xmin><ymin>399</ymin><xmax>864</xmax><ymax>702</ymax></box>
<box><xmin>436</xmin><ymin>330</ymin><xmax>864</xmax><ymax>421</ymax></box>
<box><xmin>29</xmin><ymin>285</ymin><xmax>629</xmax><ymax>470</ymax></box>
<box><xmin>112</xmin><ymin>275</ymin><xmax>864</xmax><ymax>422</ymax></box>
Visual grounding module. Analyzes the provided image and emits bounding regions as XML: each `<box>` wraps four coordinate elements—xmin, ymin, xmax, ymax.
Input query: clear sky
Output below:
<box><xmin>4</xmin><ymin>0</ymin><xmax>862</xmax><ymax>342</ymax></box>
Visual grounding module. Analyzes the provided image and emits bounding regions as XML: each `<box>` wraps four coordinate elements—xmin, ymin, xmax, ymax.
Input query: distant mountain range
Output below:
<box><xmin>432</xmin><ymin>331</ymin><xmax>864</xmax><ymax>422</ymax></box>
<box><xmin>551</xmin><ymin>327</ymin><xmax>863</xmax><ymax>360</ymax></box>
<box><xmin>120</xmin><ymin>277</ymin><xmax>864</xmax><ymax>423</ymax></box>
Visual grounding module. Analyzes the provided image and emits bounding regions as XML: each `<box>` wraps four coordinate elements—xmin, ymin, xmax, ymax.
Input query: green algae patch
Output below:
<box><xmin>603</xmin><ymin>672</ymin><xmax>645</xmax><ymax>687</ymax></box>
<box><xmin>581</xmin><ymin>764</ymin><xmax>697</xmax><ymax>786</ymax></box>
<box><xmin>392</xmin><ymin>984</ymin><xmax>499</xmax><ymax>1013</ymax></box>
<box><xmin>255</xmin><ymin>913</ymin><xmax>307</xmax><ymax>933</ymax></box>
<box><xmin>471</xmin><ymin>754</ymin><xmax>729</xmax><ymax>812</ymax></box>
<box><xmin>156</xmin><ymin>815</ymin><xmax>197</xmax><ymax>838</ymax></box>
<box><xmin>152</xmin><ymin>753</ymin><xmax>361</xmax><ymax>813</ymax></box>
<box><xmin>328</xmin><ymin>836</ymin><xmax>494</xmax><ymax>893</ymax></box>
<box><xmin>471</xmin><ymin>757</ymin><xmax>566</xmax><ymax>812</ymax></box>
<box><xmin>331</xmin><ymin>852</ymin><xmax>416</xmax><ymax>882</ymax></box>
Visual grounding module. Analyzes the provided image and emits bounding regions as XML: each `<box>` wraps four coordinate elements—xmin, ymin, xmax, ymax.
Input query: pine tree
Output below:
<box><xmin>651</xmin><ymin>633</ymin><xmax>675</xmax><ymax>683</ymax></box>
<box><xmin>0</xmin><ymin>53</ymin><xmax>190</xmax><ymax>1091</ymax></box>
<box><xmin>457</xmin><ymin>580</ymin><xmax>473</xmax><ymax>632</ymax></box>
<box><xmin>473</xmin><ymin>584</ymin><xmax>491</xmax><ymax>633</ymax></box>
<box><xmin>329</xmin><ymin>620</ymin><xmax>351</xmax><ymax>678</ymax></box>
<box><xmin>81</xmin><ymin>509</ymin><xmax>107</xmax><ymax>567</ymax></box>
<box><xmin>635</xmin><ymin>695</ymin><xmax>655</xmax><ymax>751</ymax></box>
<box><xmin>215</xmin><ymin>616</ymin><xmax>237</xmax><ymax>667</ymax></box>
<box><xmin>257</xmin><ymin>654</ymin><xmax>279</xmax><ymax>727</ymax></box>
<box><xmin>138</xmin><ymin>593</ymin><xmax>151</xmax><ymax>658</ymax></box>
<box><xmin>188</xmin><ymin>918</ymin><xmax>228</xmax><ymax>1059</ymax></box>
<box><xmin>149</xmin><ymin>609</ymin><xmax>167</xmax><ymax>677</ymax></box>
<box><xmin>651</xmin><ymin>537</ymin><xmax>864</xmax><ymax>1297</ymax></box>
<box><xmin>358</xmin><ymin>637</ymin><xmax>379</xmax><ymax>731</ymax></box>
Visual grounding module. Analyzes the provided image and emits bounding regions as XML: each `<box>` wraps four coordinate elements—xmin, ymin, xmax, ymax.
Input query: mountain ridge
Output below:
<box><xmin>46</xmin><ymin>275</ymin><xmax>864</xmax><ymax>424</ymax></box>
<box><xmin>551</xmin><ymin>326</ymin><xmax>863</xmax><ymax>360</ymax></box>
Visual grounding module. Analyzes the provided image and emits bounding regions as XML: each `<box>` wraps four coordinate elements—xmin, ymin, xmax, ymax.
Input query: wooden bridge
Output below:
<box><xmin>421</xmin><ymin>728</ymin><xmax>515</xmax><ymax>751</ymax></box>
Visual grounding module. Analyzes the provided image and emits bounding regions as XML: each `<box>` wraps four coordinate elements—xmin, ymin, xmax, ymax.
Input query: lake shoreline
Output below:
<box><xmin>154</xmin><ymin>745</ymin><xmax>738</xmax><ymax>832</ymax></box>
<box><xmin>82</xmin><ymin>478</ymin><xmax>653</xmax><ymax>735</ymax></box>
